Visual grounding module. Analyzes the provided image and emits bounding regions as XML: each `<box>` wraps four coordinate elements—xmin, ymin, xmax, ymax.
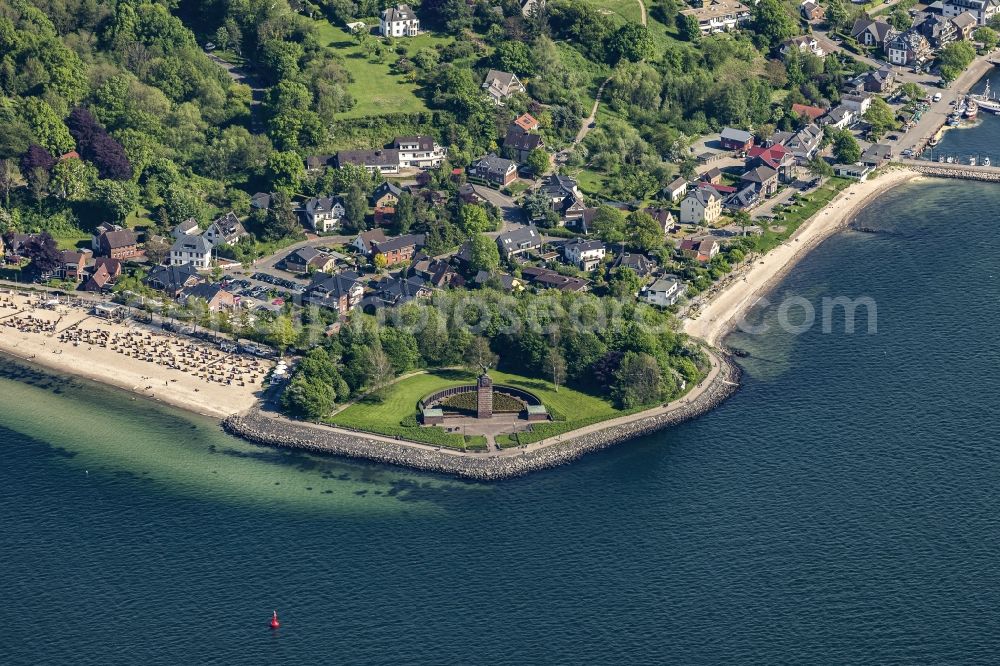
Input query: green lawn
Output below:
<box><xmin>577</xmin><ymin>0</ymin><xmax>642</xmax><ymax>23</ymax></box>
<box><xmin>757</xmin><ymin>177</ymin><xmax>852</xmax><ymax>253</ymax></box>
<box><xmin>314</xmin><ymin>19</ymin><xmax>452</xmax><ymax>118</ymax></box>
<box><xmin>328</xmin><ymin>368</ymin><xmax>621</xmax><ymax>449</ymax></box>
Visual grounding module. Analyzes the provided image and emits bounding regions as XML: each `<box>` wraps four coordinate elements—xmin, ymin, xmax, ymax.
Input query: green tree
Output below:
<box><xmin>825</xmin><ymin>0</ymin><xmax>854</xmax><ymax>33</ymax></box>
<box><xmin>608</xmin><ymin>266</ymin><xmax>642</xmax><ymax>298</ymax></box>
<box><xmin>545</xmin><ymin>347</ymin><xmax>567</xmax><ymax>392</ymax></box>
<box><xmin>459</xmin><ymin>204</ymin><xmax>491</xmax><ymax>235</ymax></box>
<box><xmin>343</xmin><ymin>181</ymin><xmax>368</xmax><ymax>232</ymax></box>
<box><xmin>832</xmin><ymin>130</ymin><xmax>861</xmax><ymax>163</ymax></box>
<box><xmin>464</xmin><ymin>336</ymin><xmax>498</xmax><ymax>372</ymax></box>
<box><xmin>888</xmin><ymin>7</ymin><xmax>911</xmax><ymax>32</ymax></box>
<box><xmin>626</xmin><ymin>211</ymin><xmax>664</xmax><ymax>253</ymax></box>
<box><xmin>493</xmin><ymin>41</ymin><xmax>535</xmax><ymax>75</ymax></box>
<box><xmin>807</xmin><ymin>156</ymin><xmax>834</xmax><ymax>179</ymax></box>
<box><xmin>863</xmin><ymin>97</ymin><xmax>898</xmax><ymax>140</ymax></box>
<box><xmin>609</xmin><ymin>24</ymin><xmax>655</xmax><ymax>63</ymax></box>
<box><xmin>678</xmin><ymin>13</ymin><xmax>701</xmax><ymax>43</ymax></box>
<box><xmin>393</xmin><ymin>192</ymin><xmax>416</xmax><ymax>234</ymax></box>
<box><xmin>21</xmin><ymin>98</ymin><xmax>75</xmax><ymax>155</ymax></box>
<box><xmin>612</xmin><ymin>352</ymin><xmax>663</xmax><ymax>408</ymax></box>
<box><xmin>752</xmin><ymin>0</ymin><xmax>796</xmax><ymax>50</ymax></box>
<box><xmin>525</xmin><ymin>148</ymin><xmax>549</xmax><ymax>175</ymax></box>
<box><xmin>468</xmin><ymin>233</ymin><xmax>500</xmax><ymax>274</ymax></box>
<box><xmin>938</xmin><ymin>41</ymin><xmax>976</xmax><ymax>82</ymax></box>
<box><xmin>94</xmin><ymin>179</ymin><xmax>140</xmax><ymax>222</ymax></box>
<box><xmin>267</xmin><ymin>150</ymin><xmax>305</xmax><ymax>192</ymax></box>
<box><xmin>899</xmin><ymin>82</ymin><xmax>926</xmax><ymax>102</ymax></box>
<box><xmin>281</xmin><ymin>374</ymin><xmax>334</xmax><ymax>419</ymax></box>
<box><xmin>976</xmin><ymin>27</ymin><xmax>999</xmax><ymax>51</ymax></box>
<box><xmin>268</xmin><ymin>315</ymin><xmax>298</xmax><ymax>353</ymax></box>
<box><xmin>591</xmin><ymin>205</ymin><xmax>626</xmax><ymax>246</ymax></box>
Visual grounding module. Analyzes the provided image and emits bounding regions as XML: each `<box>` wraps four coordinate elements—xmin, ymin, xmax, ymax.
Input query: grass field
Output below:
<box><xmin>313</xmin><ymin>20</ymin><xmax>451</xmax><ymax>118</ymax></box>
<box><xmin>577</xmin><ymin>0</ymin><xmax>643</xmax><ymax>23</ymax></box>
<box><xmin>328</xmin><ymin>368</ymin><xmax>621</xmax><ymax>448</ymax></box>
<box><xmin>757</xmin><ymin>177</ymin><xmax>852</xmax><ymax>253</ymax></box>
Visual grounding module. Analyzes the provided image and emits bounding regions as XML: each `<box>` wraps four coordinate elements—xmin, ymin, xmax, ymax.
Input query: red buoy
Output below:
<box><xmin>269</xmin><ymin>610</ymin><xmax>281</xmax><ymax>629</ymax></box>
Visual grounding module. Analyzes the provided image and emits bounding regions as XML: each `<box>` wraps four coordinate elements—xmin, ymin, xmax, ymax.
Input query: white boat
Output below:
<box><xmin>938</xmin><ymin>155</ymin><xmax>946</xmax><ymax>163</ymax></box>
<box><xmin>970</xmin><ymin>80</ymin><xmax>1000</xmax><ymax>114</ymax></box>
<box><xmin>970</xmin><ymin>156</ymin><xmax>977</xmax><ymax>166</ymax></box>
<box><xmin>947</xmin><ymin>156</ymin><xmax>955</xmax><ymax>163</ymax></box>
<box><xmin>984</xmin><ymin>157</ymin><xmax>991</xmax><ymax>167</ymax></box>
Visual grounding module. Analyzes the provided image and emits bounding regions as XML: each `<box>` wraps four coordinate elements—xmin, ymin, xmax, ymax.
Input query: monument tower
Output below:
<box><xmin>477</xmin><ymin>372</ymin><xmax>493</xmax><ymax>419</ymax></box>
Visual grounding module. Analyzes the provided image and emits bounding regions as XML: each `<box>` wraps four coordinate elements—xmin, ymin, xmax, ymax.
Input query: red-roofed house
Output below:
<box><xmin>514</xmin><ymin>113</ymin><xmax>539</xmax><ymax>131</ymax></box>
<box><xmin>746</xmin><ymin>144</ymin><xmax>796</xmax><ymax>183</ymax></box>
<box><xmin>697</xmin><ymin>181</ymin><xmax>736</xmax><ymax>195</ymax></box>
<box><xmin>60</xmin><ymin>150</ymin><xmax>81</xmax><ymax>161</ymax></box>
<box><xmin>791</xmin><ymin>103</ymin><xmax>827</xmax><ymax>122</ymax></box>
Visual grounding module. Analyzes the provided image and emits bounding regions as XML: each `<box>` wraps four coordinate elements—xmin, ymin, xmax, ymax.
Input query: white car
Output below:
<box><xmin>933</xmin><ymin>93</ymin><xmax>942</xmax><ymax>102</ymax></box>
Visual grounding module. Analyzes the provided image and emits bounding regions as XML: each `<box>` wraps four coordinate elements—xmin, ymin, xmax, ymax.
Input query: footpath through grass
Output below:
<box><xmin>328</xmin><ymin>368</ymin><xmax>620</xmax><ymax>450</ymax></box>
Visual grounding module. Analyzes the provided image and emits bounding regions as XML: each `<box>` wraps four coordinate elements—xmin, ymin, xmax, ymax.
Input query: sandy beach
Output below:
<box><xmin>0</xmin><ymin>292</ymin><xmax>271</xmax><ymax>418</ymax></box>
<box><xmin>684</xmin><ymin>167</ymin><xmax>920</xmax><ymax>346</ymax></box>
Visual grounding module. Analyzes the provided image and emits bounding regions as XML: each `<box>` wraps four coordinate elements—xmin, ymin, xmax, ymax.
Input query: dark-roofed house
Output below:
<box><xmin>183</xmin><ymin>283</ymin><xmax>237</xmax><ymax>311</ymax></box>
<box><xmin>98</xmin><ymin>229</ymin><xmax>141</xmax><ymax>260</ymax></box>
<box><xmin>943</xmin><ymin>0</ymin><xmax>1000</xmax><ymax>25</ymax></box>
<box><xmin>84</xmin><ymin>262</ymin><xmax>114</xmax><ymax>292</ymax></box>
<box><xmin>304</xmin><ymin>271</ymin><xmax>364</xmax><ymax>315</ymax></box>
<box><xmin>563</xmin><ymin>239</ymin><xmax>606</xmax><ymax>271</ymax></box>
<box><xmin>886</xmin><ymin>31</ymin><xmax>932</xmax><ymax>67</ymax></box>
<box><xmin>353</xmin><ymin>229</ymin><xmax>387</xmax><ymax>255</ymax></box>
<box><xmin>57</xmin><ymin>250</ymin><xmax>88</xmax><ymax>281</ymax></box>
<box><xmin>482</xmin><ymin>69</ymin><xmax>526</xmax><ymax>105</ymax></box>
<box><xmin>284</xmin><ymin>246</ymin><xmax>338</xmax><ymax>274</ymax></box>
<box><xmin>371</xmin><ymin>181</ymin><xmax>404</xmax><ymax>208</ymax></box>
<box><xmin>204</xmin><ymin>212</ymin><xmax>247</xmax><ymax>246</ymax></box>
<box><xmin>496</xmin><ymin>225</ymin><xmax>542</xmax><ymax>258</ymax></box>
<box><xmin>363</xmin><ymin>275</ymin><xmax>432</xmax><ymax>311</ymax></box>
<box><xmin>504</xmin><ymin>124</ymin><xmax>544</xmax><ymax>162</ymax></box>
<box><xmin>371</xmin><ymin>233</ymin><xmax>424</xmax><ymax>266</ymax></box>
<box><xmin>391</xmin><ymin>135</ymin><xmax>447</xmax><ymax>168</ymax></box>
<box><xmin>851</xmin><ymin>18</ymin><xmax>897</xmax><ymax>47</ymax></box>
<box><xmin>305</xmin><ymin>155</ymin><xmax>335</xmax><ymax>172</ymax></box>
<box><xmin>861</xmin><ymin>143</ymin><xmax>893</xmax><ymax>167</ymax></box>
<box><xmin>822</xmin><ymin>104</ymin><xmax>856</xmax><ymax>130</ymax></box>
<box><xmin>680</xmin><ymin>187</ymin><xmax>723</xmax><ymax>225</ymax></box>
<box><xmin>520</xmin><ymin>266</ymin><xmax>589</xmax><ymax>292</ymax></box>
<box><xmin>643</xmin><ymin>207</ymin><xmax>677</xmax><ymax>233</ymax></box>
<box><xmin>93</xmin><ymin>257</ymin><xmax>122</xmax><ymax>282</ymax></box>
<box><xmin>740</xmin><ymin>165</ymin><xmax>779</xmax><ymax>196</ymax></box>
<box><xmin>801</xmin><ymin>0</ymin><xmax>824</xmax><ymax>21</ymax></box>
<box><xmin>170</xmin><ymin>234</ymin><xmax>213</xmax><ymax>270</ymax></box>
<box><xmin>250</xmin><ymin>192</ymin><xmax>273</xmax><ymax>211</ymax></box>
<box><xmin>539</xmin><ymin>174</ymin><xmax>586</xmax><ymax>224</ymax></box>
<box><xmin>720</xmin><ymin>127</ymin><xmax>754</xmax><ymax>152</ymax></box>
<box><xmin>723</xmin><ymin>185</ymin><xmax>760</xmax><ymax>212</ymax></box>
<box><xmin>679</xmin><ymin>237</ymin><xmax>721</xmax><ymax>263</ymax></box>
<box><xmin>917</xmin><ymin>13</ymin><xmax>958</xmax><ymax>47</ymax></box>
<box><xmin>611</xmin><ymin>252</ymin><xmax>657</xmax><ymax>278</ymax></box>
<box><xmin>781</xmin><ymin>123</ymin><xmax>824</xmax><ymax>162</ymax></box>
<box><xmin>473</xmin><ymin>271</ymin><xmax>526</xmax><ymax>292</ymax></box>
<box><xmin>336</xmin><ymin>149</ymin><xmax>401</xmax><ymax>174</ymax></box>
<box><xmin>469</xmin><ymin>153</ymin><xmax>518</xmax><ymax>187</ymax></box>
<box><xmin>411</xmin><ymin>256</ymin><xmax>459</xmax><ymax>288</ymax></box>
<box><xmin>303</xmin><ymin>195</ymin><xmax>344</xmax><ymax>232</ymax></box>
<box><xmin>864</xmin><ymin>66</ymin><xmax>896</xmax><ymax>93</ymax></box>
<box><xmin>145</xmin><ymin>263</ymin><xmax>202</xmax><ymax>297</ymax></box>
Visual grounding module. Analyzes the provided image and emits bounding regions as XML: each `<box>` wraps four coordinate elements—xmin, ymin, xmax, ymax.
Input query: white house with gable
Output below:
<box><xmin>380</xmin><ymin>4</ymin><xmax>419</xmax><ymax>37</ymax></box>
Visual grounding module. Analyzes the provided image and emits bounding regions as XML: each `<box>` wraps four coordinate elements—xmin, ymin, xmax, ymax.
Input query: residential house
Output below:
<box><xmin>473</xmin><ymin>271</ymin><xmax>526</xmax><ymax>292</ymax></box>
<box><xmin>563</xmin><ymin>239</ymin><xmax>606</xmax><ymax>271</ymax></box>
<box><xmin>801</xmin><ymin>0</ymin><xmax>825</xmax><ymax>21</ymax></box>
<box><xmin>250</xmin><ymin>192</ymin><xmax>273</xmax><ymax>212</ymax></box>
<box><xmin>336</xmin><ymin>149</ymin><xmax>401</xmax><ymax>174</ymax></box>
<box><xmin>284</xmin><ymin>247</ymin><xmax>338</xmax><ymax>274</ymax></box>
<box><xmin>680</xmin><ymin>187</ymin><xmax>723</xmax><ymax>225</ymax></box>
<box><xmin>145</xmin><ymin>263</ymin><xmax>202</xmax><ymax>297</ymax></box>
<box><xmin>183</xmin><ymin>283</ymin><xmax>237</xmax><ymax>311</ymax></box>
<box><xmin>539</xmin><ymin>174</ymin><xmax>586</xmax><ymax>224</ymax></box>
<box><xmin>391</xmin><ymin>135</ymin><xmax>447</xmax><ymax>168</ymax></box>
<box><xmin>663</xmin><ymin>177</ymin><xmax>688</xmax><ymax>203</ymax></box>
<box><xmin>363</xmin><ymin>275</ymin><xmax>432</xmax><ymax>310</ymax></box>
<box><xmin>747</xmin><ymin>144</ymin><xmax>796</xmax><ymax>182</ymax></box>
<box><xmin>791</xmin><ymin>103</ymin><xmax>827</xmax><ymax>123</ymax></box>
<box><xmin>302</xmin><ymin>195</ymin><xmax>345</xmax><ymax>233</ymax></box>
<box><xmin>916</xmin><ymin>13</ymin><xmax>958</xmax><ymax>47</ymax></box>
<box><xmin>570</xmin><ymin>207</ymin><xmax>600</xmax><ymax>235</ymax></box>
<box><xmin>951</xmin><ymin>11</ymin><xmax>978</xmax><ymax>38</ymax></box>
<box><xmin>780</xmin><ymin>35</ymin><xmax>825</xmax><ymax>58</ymax></box>
<box><xmin>458</xmin><ymin>182</ymin><xmax>491</xmax><ymax>205</ymax></box>
<box><xmin>513</xmin><ymin>113</ymin><xmax>540</xmax><ymax>131</ymax></box>
<box><xmin>723</xmin><ymin>185</ymin><xmax>760</xmax><ymax>212</ymax></box>
<box><xmin>371</xmin><ymin>233</ymin><xmax>424</xmax><ymax>266</ymax></box>
<box><xmin>411</xmin><ymin>255</ymin><xmax>460</xmax><ymax>288</ymax></box>
<box><xmin>304</xmin><ymin>271</ymin><xmax>364</xmax><ymax>314</ymax></box>
<box><xmin>864</xmin><ymin>66</ymin><xmax>896</xmax><ymax>93</ymax></box>
<box><xmin>496</xmin><ymin>225</ymin><xmax>542</xmax><ymax>258</ymax></box>
<box><xmin>850</xmin><ymin>18</ymin><xmax>898</xmax><ymax>47</ymax></box>
<box><xmin>841</xmin><ymin>93</ymin><xmax>873</xmax><ymax>115</ymax></box>
<box><xmin>680</xmin><ymin>0</ymin><xmax>752</xmax><ymax>35</ymax></box>
<box><xmin>169</xmin><ymin>234</ymin><xmax>213</xmax><ymax>270</ymax></box>
<box><xmin>822</xmin><ymin>104</ymin><xmax>857</xmax><ymax>130</ymax></box>
<box><xmin>305</xmin><ymin>155</ymin><xmax>335</xmax><ymax>172</ymax></box>
<box><xmin>642</xmin><ymin>277</ymin><xmax>684</xmax><ymax>307</ymax></box>
<box><xmin>740</xmin><ymin>165</ymin><xmax>779</xmax><ymax>197</ymax></box>
<box><xmin>83</xmin><ymin>262</ymin><xmax>114</xmax><ymax>292</ymax></box>
<box><xmin>374</xmin><ymin>206</ymin><xmax>395</xmax><ymax>227</ymax></box>
<box><xmin>643</xmin><ymin>207</ymin><xmax>677</xmax><ymax>233</ymax></box>
<box><xmin>57</xmin><ymin>250</ymin><xmax>88</xmax><ymax>282</ymax></box>
<box><xmin>468</xmin><ymin>153</ymin><xmax>518</xmax><ymax>187</ymax></box>
<box><xmin>90</xmin><ymin>223</ymin><xmax>121</xmax><ymax>252</ymax></box>
<box><xmin>861</xmin><ymin>143</ymin><xmax>893</xmax><ymax>167</ymax></box>
<box><xmin>720</xmin><ymin>127</ymin><xmax>754</xmax><ymax>152</ymax></box>
<box><xmin>97</xmin><ymin>229</ymin><xmax>141</xmax><ymax>260</ymax></box>
<box><xmin>371</xmin><ymin>181</ymin><xmax>404</xmax><ymax>208</ymax></box>
<box><xmin>610</xmin><ymin>252</ymin><xmax>657</xmax><ymax>278</ymax></box>
<box><xmin>942</xmin><ymin>0</ymin><xmax>1000</xmax><ymax>25</ymax></box>
<box><xmin>504</xmin><ymin>124</ymin><xmax>544</xmax><ymax>162</ymax></box>
<box><xmin>379</xmin><ymin>4</ymin><xmax>419</xmax><ymax>37</ymax></box>
<box><xmin>482</xmin><ymin>70</ymin><xmax>526</xmax><ymax>106</ymax></box>
<box><xmin>520</xmin><ymin>266</ymin><xmax>588</xmax><ymax>292</ymax></box>
<box><xmin>204</xmin><ymin>212</ymin><xmax>247</xmax><ymax>246</ymax></box>
<box><xmin>353</xmin><ymin>229</ymin><xmax>388</xmax><ymax>255</ymax></box>
<box><xmin>833</xmin><ymin>163</ymin><xmax>874</xmax><ymax>180</ymax></box>
<box><xmin>701</xmin><ymin>167</ymin><xmax>724</xmax><ymax>184</ymax></box>
<box><xmin>171</xmin><ymin>218</ymin><xmax>200</xmax><ymax>239</ymax></box>
<box><xmin>679</xmin><ymin>237</ymin><xmax>721</xmax><ymax>263</ymax></box>
<box><xmin>93</xmin><ymin>257</ymin><xmax>122</xmax><ymax>282</ymax></box>
<box><xmin>778</xmin><ymin>123</ymin><xmax>824</xmax><ymax>163</ymax></box>
<box><xmin>886</xmin><ymin>31</ymin><xmax>932</xmax><ymax>67</ymax></box>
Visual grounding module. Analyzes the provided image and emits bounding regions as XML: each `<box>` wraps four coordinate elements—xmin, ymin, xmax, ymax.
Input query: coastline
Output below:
<box><xmin>684</xmin><ymin>167</ymin><xmax>921</xmax><ymax>347</ymax></box>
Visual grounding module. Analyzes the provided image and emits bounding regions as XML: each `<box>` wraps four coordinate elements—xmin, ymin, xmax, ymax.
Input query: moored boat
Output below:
<box><xmin>984</xmin><ymin>157</ymin><xmax>991</xmax><ymax>167</ymax></box>
<box><xmin>970</xmin><ymin>80</ymin><xmax>1000</xmax><ymax>114</ymax></box>
<box><xmin>965</xmin><ymin>99</ymin><xmax>978</xmax><ymax>119</ymax></box>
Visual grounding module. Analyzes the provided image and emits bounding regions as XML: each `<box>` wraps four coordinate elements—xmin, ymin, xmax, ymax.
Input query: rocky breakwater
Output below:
<box><xmin>223</xmin><ymin>355</ymin><xmax>742</xmax><ymax>481</ymax></box>
<box><xmin>909</xmin><ymin>164</ymin><xmax>1000</xmax><ymax>182</ymax></box>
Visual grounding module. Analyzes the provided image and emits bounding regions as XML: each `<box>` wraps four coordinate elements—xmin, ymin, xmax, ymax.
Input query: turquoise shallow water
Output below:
<box><xmin>2</xmin><ymin>179</ymin><xmax>1000</xmax><ymax>664</ymax></box>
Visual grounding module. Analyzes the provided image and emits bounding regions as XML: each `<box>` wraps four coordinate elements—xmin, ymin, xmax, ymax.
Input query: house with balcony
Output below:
<box><xmin>379</xmin><ymin>4</ymin><xmax>419</xmax><ymax>37</ymax></box>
